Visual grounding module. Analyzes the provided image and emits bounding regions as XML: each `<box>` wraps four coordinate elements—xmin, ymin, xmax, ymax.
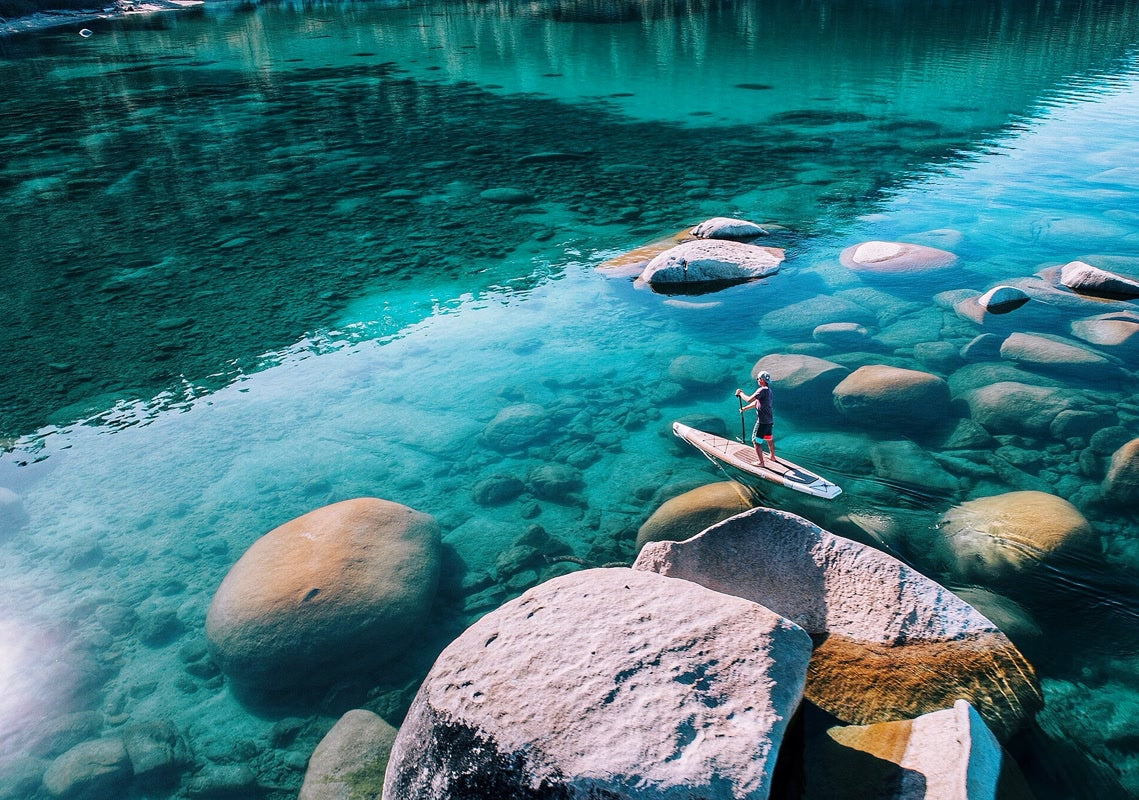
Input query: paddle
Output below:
<box><xmin>738</xmin><ymin>393</ymin><xmax>747</xmax><ymax>444</ymax></box>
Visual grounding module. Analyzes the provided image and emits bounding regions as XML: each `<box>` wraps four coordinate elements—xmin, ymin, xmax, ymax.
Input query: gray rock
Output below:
<box><xmin>43</xmin><ymin>738</ymin><xmax>131</xmax><ymax>799</ymax></box>
<box><xmin>689</xmin><ymin>216</ymin><xmax>767</xmax><ymax>240</ymax></box>
<box><xmin>299</xmin><ymin>709</ymin><xmax>397</xmax><ymax>800</ymax></box>
<box><xmin>959</xmin><ymin>333</ymin><xmax>1005</xmax><ymax>362</ymax></box>
<box><xmin>633</xmin><ymin>507</ymin><xmax>1041</xmax><ymax>740</ymax></box>
<box><xmin>913</xmin><ymin>341</ymin><xmax>963</xmax><ymax>374</ymax></box>
<box><xmin>869</xmin><ymin>440</ymin><xmax>961</xmax><ymax>496</ymax></box>
<box><xmin>526</xmin><ymin>463</ymin><xmax>583</xmax><ymax>502</ymax></box>
<box><xmin>471</xmin><ymin>473</ymin><xmax>525</xmax><ymax>506</ymax></box>
<box><xmin>667</xmin><ymin>353</ymin><xmax>730</xmax><ymax>388</ymax></box>
<box><xmin>1059</xmin><ymin>259</ymin><xmax>1139</xmax><ymax>298</ymax></box>
<box><xmin>479</xmin><ymin>187</ymin><xmax>535</xmax><ymax>204</ymax></box>
<box><xmin>641</xmin><ymin>239</ymin><xmax>783</xmax><ymax>287</ymax></box>
<box><xmin>812</xmin><ymin>322</ymin><xmax>873</xmax><ymax>349</ymax></box>
<box><xmin>184</xmin><ymin>765</ymin><xmax>258</xmax><ymax>798</ymax></box>
<box><xmin>384</xmin><ymin>568</ymin><xmax>811</xmax><ymax>799</ymax></box>
<box><xmin>122</xmin><ymin>722</ymin><xmax>190</xmax><ymax>785</ymax></box>
<box><xmin>481</xmin><ymin>403</ymin><xmax>553</xmax><ymax>452</ymax></box>
<box><xmin>978</xmin><ymin>284</ymin><xmax>1031</xmax><ymax>313</ymax></box>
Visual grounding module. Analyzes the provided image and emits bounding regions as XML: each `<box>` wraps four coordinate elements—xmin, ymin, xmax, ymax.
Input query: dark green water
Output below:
<box><xmin>2</xmin><ymin>0</ymin><xmax>1139</xmax><ymax>797</ymax></box>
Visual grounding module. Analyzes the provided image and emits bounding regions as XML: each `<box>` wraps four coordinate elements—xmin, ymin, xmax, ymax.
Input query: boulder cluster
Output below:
<box><xmin>381</xmin><ymin>507</ymin><xmax>1040</xmax><ymax>798</ymax></box>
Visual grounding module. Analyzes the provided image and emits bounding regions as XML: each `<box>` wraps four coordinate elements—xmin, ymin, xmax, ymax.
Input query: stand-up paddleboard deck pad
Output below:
<box><xmin>673</xmin><ymin>421</ymin><xmax>842</xmax><ymax>500</ymax></box>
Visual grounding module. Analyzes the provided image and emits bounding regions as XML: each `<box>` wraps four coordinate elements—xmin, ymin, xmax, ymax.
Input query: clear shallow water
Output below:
<box><xmin>2</xmin><ymin>0</ymin><xmax>1139</xmax><ymax>797</ymax></box>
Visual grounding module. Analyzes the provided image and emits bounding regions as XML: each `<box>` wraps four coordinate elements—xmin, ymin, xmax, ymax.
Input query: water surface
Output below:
<box><xmin>2</xmin><ymin>1</ymin><xmax>1139</xmax><ymax>797</ymax></box>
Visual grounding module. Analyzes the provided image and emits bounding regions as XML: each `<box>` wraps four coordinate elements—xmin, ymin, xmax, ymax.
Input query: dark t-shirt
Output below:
<box><xmin>754</xmin><ymin>385</ymin><xmax>773</xmax><ymax>425</ymax></box>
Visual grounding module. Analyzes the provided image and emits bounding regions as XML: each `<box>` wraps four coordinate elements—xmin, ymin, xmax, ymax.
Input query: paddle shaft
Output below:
<box><xmin>738</xmin><ymin>394</ymin><xmax>747</xmax><ymax>443</ymax></box>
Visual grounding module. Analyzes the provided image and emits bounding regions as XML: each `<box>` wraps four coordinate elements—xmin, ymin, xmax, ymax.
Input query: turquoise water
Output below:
<box><xmin>2</xmin><ymin>0</ymin><xmax>1139</xmax><ymax>796</ymax></box>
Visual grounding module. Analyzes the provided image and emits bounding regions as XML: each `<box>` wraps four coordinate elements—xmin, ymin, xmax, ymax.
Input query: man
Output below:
<box><xmin>736</xmin><ymin>371</ymin><xmax>776</xmax><ymax>467</ymax></box>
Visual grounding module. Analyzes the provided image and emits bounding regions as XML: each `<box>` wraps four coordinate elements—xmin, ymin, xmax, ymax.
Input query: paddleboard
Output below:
<box><xmin>673</xmin><ymin>421</ymin><xmax>842</xmax><ymax>500</ymax></box>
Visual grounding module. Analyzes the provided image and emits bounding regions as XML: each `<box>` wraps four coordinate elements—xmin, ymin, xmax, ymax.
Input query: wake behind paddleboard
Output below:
<box><xmin>673</xmin><ymin>421</ymin><xmax>842</xmax><ymax>500</ymax></box>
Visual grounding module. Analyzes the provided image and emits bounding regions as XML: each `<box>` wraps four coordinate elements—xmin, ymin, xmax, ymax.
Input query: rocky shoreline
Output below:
<box><xmin>0</xmin><ymin>0</ymin><xmax>202</xmax><ymax>37</ymax></box>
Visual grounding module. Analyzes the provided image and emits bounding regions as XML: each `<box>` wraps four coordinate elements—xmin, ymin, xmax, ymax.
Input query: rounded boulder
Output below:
<box><xmin>832</xmin><ymin>365</ymin><xmax>950</xmax><ymax>430</ymax></box>
<box><xmin>752</xmin><ymin>353</ymin><xmax>849</xmax><ymax>417</ymax></box>
<box><xmin>839</xmin><ymin>241</ymin><xmax>958</xmax><ymax>275</ymax></box>
<box><xmin>1102</xmin><ymin>438</ymin><xmax>1139</xmax><ymax>505</ymax></box>
<box><xmin>640</xmin><ymin>239</ymin><xmax>783</xmax><ymax>289</ymax></box>
<box><xmin>206</xmin><ymin>498</ymin><xmax>441</xmax><ymax>691</ymax></box>
<box><xmin>636</xmin><ymin>481</ymin><xmax>756</xmax><ymax>551</ymax></box>
<box><xmin>933</xmin><ymin>491</ymin><xmax>1093</xmax><ymax>584</ymax></box>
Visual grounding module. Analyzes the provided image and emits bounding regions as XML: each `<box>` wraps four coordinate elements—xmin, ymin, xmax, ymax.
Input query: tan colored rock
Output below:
<box><xmin>206</xmin><ymin>498</ymin><xmax>441</xmax><ymax>691</ymax></box>
<box><xmin>596</xmin><ymin>228</ymin><xmax>694</xmax><ymax>277</ymax></box>
<box><xmin>805</xmin><ymin>700</ymin><xmax>1010</xmax><ymax>800</ymax></box>
<box><xmin>961</xmin><ymin>381</ymin><xmax>1069</xmax><ymax>437</ymax></box>
<box><xmin>840</xmin><ymin>241</ymin><xmax>958</xmax><ymax>275</ymax></box>
<box><xmin>933</xmin><ymin>491</ymin><xmax>1093</xmax><ymax>584</ymax></box>
<box><xmin>633</xmin><ymin>507</ymin><xmax>1041</xmax><ymax>740</ymax></box>
<box><xmin>299</xmin><ymin>709</ymin><xmax>397</xmax><ymax>800</ymax></box>
<box><xmin>1102</xmin><ymin>438</ymin><xmax>1139</xmax><ymax>505</ymax></box>
<box><xmin>384</xmin><ymin>568</ymin><xmax>812</xmax><ymax>799</ymax></box>
<box><xmin>636</xmin><ymin>481</ymin><xmax>756</xmax><ymax>551</ymax></box>
<box><xmin>832</xmin><ymin>365</ymin><xmax>950</xmax><ymax>429</ymax></box>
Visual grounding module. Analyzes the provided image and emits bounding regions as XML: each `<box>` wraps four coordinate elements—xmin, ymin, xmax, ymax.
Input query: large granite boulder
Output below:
<box><xmin>482</xmin><ymin>403</ymin><xmax>554</xmax><ymax>452</ymax></box>
<box><xmin>1102</xmin><ymin>438</ymin><xmax>1139</xmax><ymax>505</ymax></box>
<box><xmin>1070</xmin><ymin>311</ymin><xmax>1139</xmax><ymax>351</ymax></box>
<box><xmin>999</xmin><ymin>331</ymin><xmax>1114</xmax><ymax>375</ymax></box>
<box><xmin>1059</xmin><ymin>260</ymin><xmax>1139</xmax><ymax>298</ymax></box>
<box><xmin>839</xmin><ymin>241</ymin><xmax>958</xmax><ymax>275</ymax></box>
<box><xmin>299</xmin><ymin>709</ymin><xmax>397</xmax><ymax>800</ymax></box>
<box><xmin>752</xmin><ymin>354</ymin><xmax>850</xmax><ymax>416</ymax></box>
<box><xmin>640</xmin><ymin>239</ymin><xmax>784</xmax><ymax>289</ymax></box>
<box><xmin>384</xmin><ymin>568</ymin><xmax>812</xmax><ymax>799</ymax></box>
<box><xmin>960</xmin><ymin>381</ymin><xmax>1070</xmax><ymax>438</ymax></box>
<box><xmin>668</xmin><ymin>353</ymin><xmax>730</xmax><ymax>389</ymax></box>
<box><xmin>832</xmin><ymin>365</ymin><xmax>951</xmax><ymax>430</ymax></box>
<box><xmin>803</xmin><ymin>699</ymin><xmax>1016</xmax><ymax>800</ymax></box>
<box><xmin>206</xmin><ymin>498</ymin><xmax>441</xmax><ymax>691</ymax></box>
<box><xmin>690</xmin><ymin>216</ymin><xmax>768</xmax><ymax>240</ymax></box>
<box><xmin>760</xmin><ymin>295</ymin><xmax>876</xmax><ymax>341</ymax></box>
<box><xmin>933</xmin><ymin>491</ymin><xmax>1093</xmax><ymax>584</ymax></box>
<box><xmin>636</xmin><ymin>480</ymin><xmax>756</xmax><ymax>551</ymax></box>
<box><xmin>633</xmin><ymin>507</ymin><xmax>1042</xmax><ymax>740</ymax></box>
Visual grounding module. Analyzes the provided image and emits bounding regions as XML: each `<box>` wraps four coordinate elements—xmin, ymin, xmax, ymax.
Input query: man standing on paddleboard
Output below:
<box><xmin>736</xmin><ymin>371</ymin><xmax>776</xmax><ymax>468</ymax></box>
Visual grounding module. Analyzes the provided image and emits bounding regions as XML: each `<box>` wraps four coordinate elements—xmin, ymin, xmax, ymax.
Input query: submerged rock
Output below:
<box><xmin>977</xmin><ymin>284</ymin><xmax>1031</xmax><ymax>314</ymax></box>
<box><xmin>384</xmin><ymin>568</ymin><xmax>812</xmax><ymax>799</ymax></box>
<box><xmin>636</xmin><ymin>480</ymin><xmax>756</xmax><ymax>551</ymax></box>
<box><xmin>43</xmin><ymin>737</ymin><xmax>131</xmax><ymax>799</ymax></box>
<box><xmin>752</xmin><ymin>353</ymin><xmax>850</xmax><ymax>417</ymax></box>
<box><xmin>689</xmin><ymin>216</ymin><xmax>768</xmax><ymax>240</ymax></box>
<box><xmin>596</xmin><ymin>228</ymin><xmax>694</xmax><ymax>277</ymax></box>
<box><xmin>1070</xmin><ymin>310</ymin><xmax>1139</xmax><ymax>351</ymax></box>
<box><xmin>1059</xmin><ymin>259</ymin><xmax>1139</xmax><ymax>298</ymax></box>
<box><xmin>481</xmin><ymin>403</ymin><xmax>553</xmax><ymax>452</ymax></box>
<box><xmin>999</xmin><ymin>331</ymin><xmax>1115</xmax><ymax>375</ymax></box>
<box><xmin>1102</xmin><ymin>438</ymin><xmax>1139</xmax><ymax>505</ymax></box>
<box><xmin>933</xmin><ymin>491</ymin><xmax>1093</xmax><ymax>584</ymax></box>
<box><xmin>205</xmin><ymin>498</ymin><xmax>440</xmax><ymax>692</ymax></box>
<box><xmin>761</xmin><ymin>294</ymin><xmax>877</xmax><ymax>340</ymax></box>
<box><xmin>640</xmin><ymin>239</ymin><xmax>784</xmax><ymax>289</ymax></box>
<box><xmin>633</xmin><ymin>507</ymin><xmax>1042</xmax><ymax>740</ymax></box>
<box><xmin>299</xmin><ymin>709</ymin><xmax>397</xmax><ymax>800</ymax></box>
<box><xmin>831</xmin><ymin>365</ymin><xmax>951</xmax><ymax>431</ymax></box>
<box><xmin>839</xmin><ymin>240</ymin><xmax>958</xmax><ymax>275</ymax></box>
<box><xmin>960</xmin><ymin>381</ymin><xmax>1070</xmax><ymax>437</ymax></box>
